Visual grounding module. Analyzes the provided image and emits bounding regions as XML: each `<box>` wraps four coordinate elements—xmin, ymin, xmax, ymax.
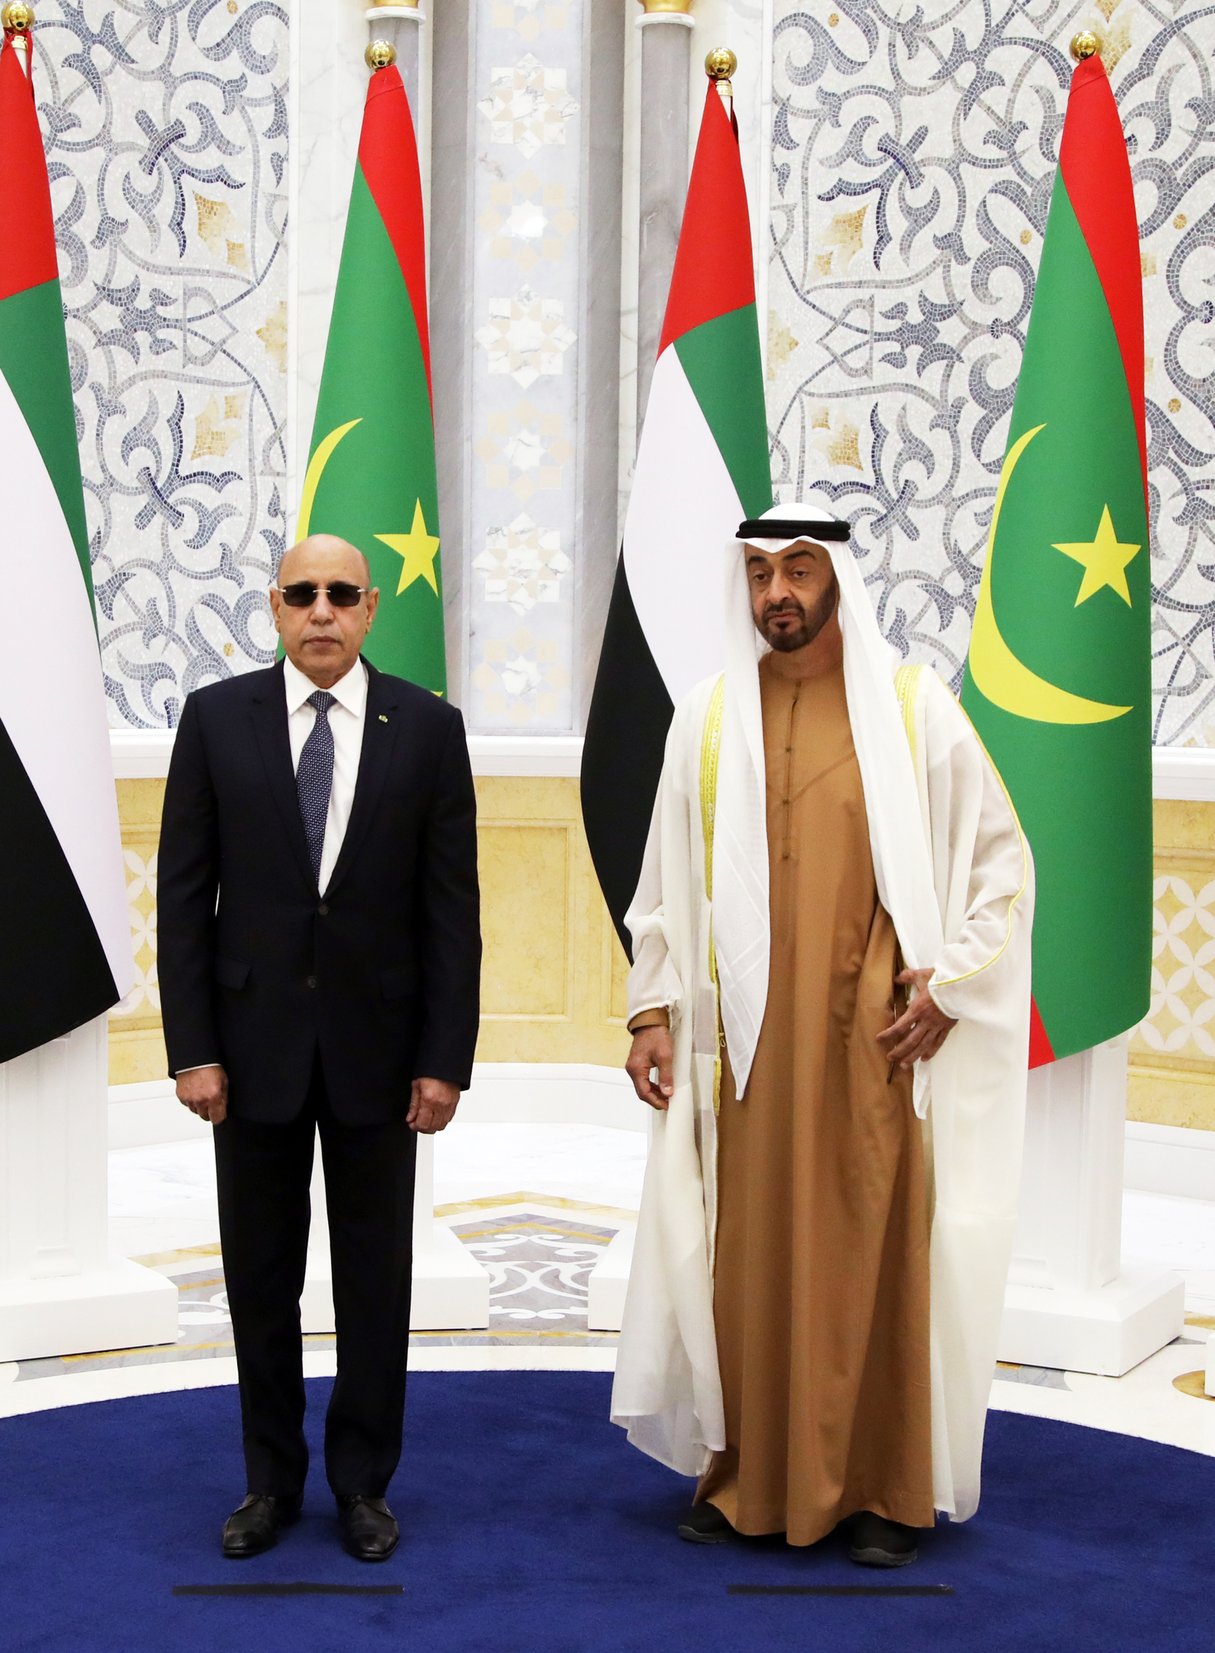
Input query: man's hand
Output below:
<box><xmin>876</xmin><ymin>968</ymin><xmax>957</xmax><ymax>1069</ymax></box>
<box><xmin>176</xmin><ymin>1064</ymin><xmax>229</xmax><ymax>1125</ymax></box>
<box><xmin>408</xmin><ymin>1077</ymin><xmax>460</xmax><ymax>1134</ymax></box>
<box><xmin>626</xmin><ymin>1026</ymin><xmax>674</xmax><ymax>1111</ymax></box>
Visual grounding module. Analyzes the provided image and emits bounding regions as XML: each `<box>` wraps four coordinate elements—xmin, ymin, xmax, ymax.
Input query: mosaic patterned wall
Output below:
<box><xmin>466</xmin><ymin>3</ymin><xmax>584</xmax><ymax>732</ymax></box>
<box><xmin>767</xmin><ymin>0</ymin><xmax>1215</xmax><ymax>748</ymax></box>
<box><xmin>37</xmin><ymin>0</ymin><xmax>288</xmax><ymax>730</ymax></box>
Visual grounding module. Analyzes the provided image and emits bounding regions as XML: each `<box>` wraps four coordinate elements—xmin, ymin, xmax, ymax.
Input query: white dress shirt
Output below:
<box><xmin>283</xmin><ymin>654</ymin><xmax>367</xmax><ymax>895</ymax></box>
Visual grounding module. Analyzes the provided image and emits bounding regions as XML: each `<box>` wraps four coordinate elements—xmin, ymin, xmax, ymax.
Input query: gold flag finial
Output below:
<box><xmin>1070</xmin><ymin>30</ymin><xmax>1101</xmax><ymax>61</ymax></box>
<box><xmin>705</xmin><ymin>47</ymin><xmax>737</xmax><ymax>100</ymax></box>
<box><xmin>2</xmin><ymin>2</ymin><xmax>35</xmax><ymax>32</ymax></box>
<box><xmin>365</xmin><ymin>39</ymin><xmax>397</xmax><ymax>72</ymax></box>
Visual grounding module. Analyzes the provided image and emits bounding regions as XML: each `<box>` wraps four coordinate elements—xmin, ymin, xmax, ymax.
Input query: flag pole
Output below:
<box><xmin>997</xmin><ymin>29</ymin><xmax>1183</xmax><ymax>1379</ymax></box>
<box><xmin>634</xmin><ymin>1</ymin><xmax>694</xmax><ymax>434</ymax></box>
<box><xmin>705</xmin><ymin>44</ymin><xmax>735</xmax><ymax>112</ymax></box>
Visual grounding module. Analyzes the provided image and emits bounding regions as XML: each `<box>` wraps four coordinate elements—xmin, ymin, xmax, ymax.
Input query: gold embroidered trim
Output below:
<box><xmin>699</xmin><ymin>676</ymin><xmax>726</xmax><ymax>1112</ymax></box>
<box><xmin>894</xmin><ymin>663</ymin><xmax>922</xmax><ymax>768</ymax></box>
<box><xmin>699</xmin><ymin>675</ymin><xmax>725</xmax><ymax>898</ymax></box>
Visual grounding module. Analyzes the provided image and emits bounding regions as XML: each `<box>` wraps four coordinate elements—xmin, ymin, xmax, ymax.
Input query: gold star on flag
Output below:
<box><xmin>376</xmin><ymin>501</ymin><xmax>441</xmax><ymax>597</ymax></box>
<box><xmin>1052</xmin><ymin>505</ymin><xmax>1140</xmax><ymax>607</ymax></box>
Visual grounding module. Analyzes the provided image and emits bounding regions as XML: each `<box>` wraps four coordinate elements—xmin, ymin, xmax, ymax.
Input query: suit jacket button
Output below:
<box><xmin>306</xmin><ymin>975</ymin><xmax>318</xmax><ymax>990</ymax></box>
<box><xmin>317</xmin><ymin>903</ymin><xmax>329</xmax><ymax>917</ymax></box>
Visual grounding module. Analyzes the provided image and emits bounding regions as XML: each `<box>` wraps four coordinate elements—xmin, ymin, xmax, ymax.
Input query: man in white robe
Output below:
<box><xmin>611</xmin><ymin>503</ymin><xmax>1033</xmax><ymax>1564</ymax></box>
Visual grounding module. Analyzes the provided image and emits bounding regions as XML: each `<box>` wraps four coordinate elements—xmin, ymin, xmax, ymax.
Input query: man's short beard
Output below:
<box><xmin>759</xmin><ymin>581</ymin><xmax>838</xmax><ymax>652</ymax></box>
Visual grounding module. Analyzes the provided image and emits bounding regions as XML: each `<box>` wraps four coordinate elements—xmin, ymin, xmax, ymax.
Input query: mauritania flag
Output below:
<box><xmin>0</xmin><ymin>34</ymin><xmax>132</xmax><ymax>1061</ymax></box>
<box><xmin>582</xmin><ymin>80</ymin><xmax>772</xmax><ymax>950</ymax></box>
<box><xmin>298</xmin><ymin>62</ymin><xmax>445</xmax><ymax>694</ymax></box>
<box><xmin>961</xmin><ymin>50</ymin><xmax>1151</xmax><ymax>1066</ymax></box>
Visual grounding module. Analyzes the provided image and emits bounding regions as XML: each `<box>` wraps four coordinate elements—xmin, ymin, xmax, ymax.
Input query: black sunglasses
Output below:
<box><xmin>274</xmin><ymin>581</ymin><xmax>368</xmax><ymax>609</ymax></box>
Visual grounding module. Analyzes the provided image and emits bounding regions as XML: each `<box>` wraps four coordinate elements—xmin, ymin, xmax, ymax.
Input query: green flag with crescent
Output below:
<box><xmin>960</xmin><ymin>50</ymin><xmax>1151</xmax><ymax>1065</ymax></box>
<box><xmin>299</xmin><ymin>61</ymin><xmax>445</xmax><ymax>695</ymax></box>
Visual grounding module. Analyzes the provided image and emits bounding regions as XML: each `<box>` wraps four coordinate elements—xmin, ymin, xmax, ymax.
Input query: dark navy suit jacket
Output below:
<box><xmin>157</xmin><ymin>658</ymin><xmax>481</xmax><ymax>1124</ymax></box>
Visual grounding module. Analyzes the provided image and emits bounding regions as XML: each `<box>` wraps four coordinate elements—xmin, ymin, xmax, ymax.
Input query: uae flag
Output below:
<box><xmin>298</xmin><ymin>62</ymin><xmax>445</xmax><ymax>694</ymax></box>
<box><xmin>0</xmin><ymin>31</ymin><xmax>132</xmax><ymax>1061</ymax></box>
<box><xmin>581</xmin><ymin>81</ymin><xmax>772</xmax><ymax>951</ymax></box>
<box><xmin>961</xmin><ymin>49</ymin><xmax>1151</xmax><ymax>1066</ymax></box>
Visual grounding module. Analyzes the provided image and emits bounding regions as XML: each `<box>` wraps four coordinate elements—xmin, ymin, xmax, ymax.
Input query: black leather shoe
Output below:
<box><xmin>676</xmin><ymin>1503</ymin><xmax>734</xmax><ymax>1545</ymax></box>
<box><xmin>221</xmin><ymin>1492</ymin><xmax>302</xmax><ymax>1558</ymax></box>
<box><xmin>337</xmin><ymin>1495</ymin><xmax>399</xmax><ymax>1561</ymax></box>
<box><xmin>848</xmin><ymin>1511</ymin><xmax>919</xmax><ymax>1568</ymax></box>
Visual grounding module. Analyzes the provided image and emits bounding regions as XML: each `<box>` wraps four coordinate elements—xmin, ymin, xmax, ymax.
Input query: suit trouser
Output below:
<box><xmin>213</xmin><ymin>1058</ymin><xmax>418</xmax><ymax>1500</ymax></box>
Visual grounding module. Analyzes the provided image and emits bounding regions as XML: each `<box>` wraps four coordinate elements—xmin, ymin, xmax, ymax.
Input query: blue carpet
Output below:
<box><xmin>1</xmin><ymin>1372</ymin><xmax>1208</xmax><ymax>1651</ymax></box>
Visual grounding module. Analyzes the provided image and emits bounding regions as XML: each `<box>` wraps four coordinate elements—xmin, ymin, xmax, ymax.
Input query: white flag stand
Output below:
<box><xmin>0</xmin><ymin>1017</ymin><xmax>178</xmax><ymax>1363</ymax></box>
<box><xmin>300</xmin><ymin>1131</ymin><xmax>489</xmax><ymax>1333</ymax></box>
<box><xmin>999</xmin><ymin>1036</ymin><xmax>1184</xmax><ymax>1375</ymax></box>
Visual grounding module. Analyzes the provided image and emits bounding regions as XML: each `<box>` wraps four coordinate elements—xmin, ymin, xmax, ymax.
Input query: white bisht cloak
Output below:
<box><xmin>611</xmin><ymin>506</ymin><xmax>1034</xmax><ymax>1523</ymax></box>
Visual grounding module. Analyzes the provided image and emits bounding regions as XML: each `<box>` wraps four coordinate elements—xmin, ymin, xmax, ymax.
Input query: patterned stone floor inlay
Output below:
<box><xmin>451</xmin><ymin>1209</ymin><xmax>615</xmax><ymax>1334</ymax></box>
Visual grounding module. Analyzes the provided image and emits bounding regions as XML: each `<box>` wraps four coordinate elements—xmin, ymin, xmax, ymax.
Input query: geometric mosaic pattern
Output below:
<box><xmin>1138</xmin><ymin>875</ymin><xmax>1215</xmax><ymax>1060</ymax></box>
<box><xmin>115</xmin><ymin>847</ymin><xmax>159</xmax><ymax>1019</ymax></box>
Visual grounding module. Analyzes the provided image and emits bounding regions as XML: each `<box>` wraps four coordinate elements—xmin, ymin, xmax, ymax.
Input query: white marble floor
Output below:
<box><xmin>108</xmin><ymin>1122</ymin><xmax>1215</xmax><ymax>1309</ymax></box>
<box><xmin>7</xmin><ymin>1122</ymin><xmax>1215</xmax><ymax>1461</ymax></box>
<box><xmin>107</xmin><ymin>1123</ymin><xmax>649</xmax><ymax>1259</ymax></box>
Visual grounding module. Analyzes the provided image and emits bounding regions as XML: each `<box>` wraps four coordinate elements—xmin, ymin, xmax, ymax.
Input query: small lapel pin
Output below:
<box><xmin>378</xmin><ymin>714</ymin><xmax>389</xmax><ymax>723</ymax></box>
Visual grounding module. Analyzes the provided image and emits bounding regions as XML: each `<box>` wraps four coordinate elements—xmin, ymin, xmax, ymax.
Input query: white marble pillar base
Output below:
<box><xmin>0</xmin><ymin>1018</ymin><xmax>177</xmax><ymax>1363</ymax></box>
<box><xmin>0</xmin><ymin>1262</ymin><xmax>179</xmax><ymax>1365</ymax></box>
<box><xmin>998</xmin><ymin>1039</ymin><xmax>1185</xmax><ymax>1376</ymax></box>
<box><xmin>300</xmin><ymin>1132</ymin><xmax>490</xmax><ymax>1334</ymax></box>
<box><xmin>1002</xmin><ymin>1262</ymin><xmax>1185</xmax><ymax>1377</ymax></box>
<box><xmin>586</xmin><ymin>1224</ymin><xmax>634</xmax><ymax>1332</ymax></box>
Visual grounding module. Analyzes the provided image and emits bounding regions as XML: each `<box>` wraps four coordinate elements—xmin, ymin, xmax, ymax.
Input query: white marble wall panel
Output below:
<box><xmin>767</xmin><ymin>1</ymin><xmax>1215</xmax><ymax>747</ymax></box>
<box><xmin>36</xmin><ymin>0</ymin><xmax>289</xmax><ymax>728</ymax></box>
<box><xmin>465</xmin><ymin>3</ymin><xmax>584</xmax><ymax>732</ymax></box>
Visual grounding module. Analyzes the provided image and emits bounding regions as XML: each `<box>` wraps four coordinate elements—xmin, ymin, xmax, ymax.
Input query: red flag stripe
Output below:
<box><xmin>1059</xmin><ymin>56</ymin><xmax>1147</xmax><ymax>497</ymax></box>
<box><xmin>657</xmin><ymin>84</ymin><xmax>756</xmax><ymax>354</ymax></box>
<box><xmin>1027</xmin><ymin>995</ymin><xmax>1056</xmax><ymax>1068</ymax></box>
<box><xmin>357</xmin><ymin>65</ymin><xmax>432</xmax><ymax>402</ymax></box>
<box><xmin>0</xmin><ymin>39</ymin><xmax>59</xmax><ymax>305</ymax></box>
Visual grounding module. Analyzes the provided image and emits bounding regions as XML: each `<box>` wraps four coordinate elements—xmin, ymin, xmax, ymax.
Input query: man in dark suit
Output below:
<box><xmin>158</xmin><ymin>534</ymin><xmax>480</xmax><ymax>1562</ymax></box>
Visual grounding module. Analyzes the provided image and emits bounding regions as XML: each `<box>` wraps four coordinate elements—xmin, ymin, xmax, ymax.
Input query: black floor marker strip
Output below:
<box><xmin>173</xmin><ymin>1583</ymin><xmax>404</xmax><ymax>1597</ymax></box>
<box><xmin>728</xmin><ymin>1584</ymin><xmax>954</xmax><ymax>1597</ymax></box>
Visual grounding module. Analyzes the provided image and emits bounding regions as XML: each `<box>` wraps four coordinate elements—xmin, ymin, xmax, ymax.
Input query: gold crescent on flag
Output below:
<box><xmin>968</xmin><ymin>424</ymin><xmax>1131</xmax><ymax>725</ymax></box>
<box><xmin>295</xmin><ymin>418</ymin><xmax>362</xmax><ymax>540</ymax></box>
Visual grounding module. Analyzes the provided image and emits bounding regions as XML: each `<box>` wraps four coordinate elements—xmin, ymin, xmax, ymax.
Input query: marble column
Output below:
<box><xmin>634</xmin><ymin>3</ymin><xmax>694</xmax><ymax>431</ymax></box>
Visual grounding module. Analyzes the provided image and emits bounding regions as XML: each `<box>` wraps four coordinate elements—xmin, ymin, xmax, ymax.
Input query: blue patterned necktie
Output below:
<box><xmin>297</xmin><ymin>689</ymin><xmax>336</xmax><ymax>886</ymax></box>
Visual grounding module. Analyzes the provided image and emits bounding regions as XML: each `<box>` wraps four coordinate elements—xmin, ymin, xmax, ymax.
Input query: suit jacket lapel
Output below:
<box><xmin>250</xmin><ymin>661</ymin><xmax>315</xmax><ymax>892</ymax></box>
<box><xmin>324</xmin><ymin>661</ymin><xmax>401</xmax><ymax>899</ymax></box>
